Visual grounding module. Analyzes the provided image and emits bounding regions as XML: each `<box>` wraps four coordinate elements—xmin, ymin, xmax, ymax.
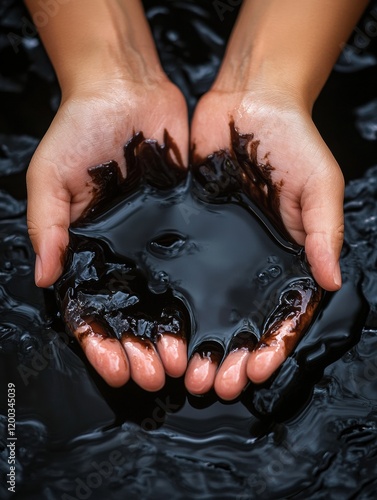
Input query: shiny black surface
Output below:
<box><xmin>1</xmin><ymin>1</ymin><xmax>377</xmax><ymax>498</ymax></box>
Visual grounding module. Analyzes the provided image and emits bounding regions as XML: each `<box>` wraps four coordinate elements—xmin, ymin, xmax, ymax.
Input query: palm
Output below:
<box><xmin>27</xmin><ymin>78</ymin><xmax>189</xmax><ymax>391</ymax></box>
<box><xmin>185</xmin><ymin>88</ymin><xmax>345</xmax><ymax>399</ymax></box>
<box><xmin>191</xmin><ymin>89</ymin><xmax>344</xmax><ymax>290</ymax></box>
<box><xmin>27</xmin><ymin>79</ymin><xmax>188</xmax><ymax>286</ymax></box>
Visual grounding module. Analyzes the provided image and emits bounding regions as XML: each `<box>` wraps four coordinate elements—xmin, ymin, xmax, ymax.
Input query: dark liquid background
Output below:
<box><xmin>1</xmin><ymin>1</ymin><xmax>377</xmax><ymax>499</ymax></box>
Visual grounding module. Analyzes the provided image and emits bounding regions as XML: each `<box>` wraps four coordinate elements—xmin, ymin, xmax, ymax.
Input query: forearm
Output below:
<box><xmin>24</xmin><ymin>0</ymin><xmax>163</xmax><ymax>95</ymax></box>
<box><xmin>214</xmin><ymin>0</ymin><xmax>370</xmax><ymax>108</ymax></box>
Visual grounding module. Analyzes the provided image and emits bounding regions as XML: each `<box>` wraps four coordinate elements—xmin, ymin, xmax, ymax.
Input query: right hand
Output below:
<box><xmin>27</xmin><ymin>77</ymin><xmax>188</xmax><ymax>287</ymax></box>
<box><xmin>27</xmin><ymin>76</ymin><xmax>189</xmax><ymax>390</ymax></box>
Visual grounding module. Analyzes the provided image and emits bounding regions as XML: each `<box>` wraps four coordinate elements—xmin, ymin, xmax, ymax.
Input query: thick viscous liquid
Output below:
<box><xmin>1</xmin><ymin>0</ymin><xmax>377</xmax><ymax>498</ymax></box>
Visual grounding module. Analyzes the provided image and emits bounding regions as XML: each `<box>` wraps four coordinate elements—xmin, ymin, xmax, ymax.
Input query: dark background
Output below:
<box><xmin>1</xmin><ymin>1</ymin><xmax>377</xmax><ymax>499</ymax></box>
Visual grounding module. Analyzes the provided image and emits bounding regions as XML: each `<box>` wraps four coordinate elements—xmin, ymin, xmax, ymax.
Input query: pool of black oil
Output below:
<box><xmin>1</xmin><ymin>1</ymin><xmax>377</xmax><ymax>499</ymax></box>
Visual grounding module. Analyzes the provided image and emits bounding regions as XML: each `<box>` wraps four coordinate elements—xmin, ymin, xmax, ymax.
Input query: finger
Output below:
<box><xmin>247</xmin><ymin>318</ymin><xmax>299</xmax><ymax>385</ymax></box>
<box><xmin>156</xmin><ymin>334</ymin><xmax>187</xmax><ymax>378</ymax></box>
<box><xmin>121</xmin><ymin>335</ymin><xmax>165</xmax><ymax>392</ymax></box>
<box><xmin>301</xmin><ymin>165</ymin><xmax>345</xmax><ymax>292</ymax></box>
<box><xmin>27</xmin><ymin>158</ymin><xmax>70</xmax><ymax>288</ymax></box>
<box><xmin>190</xmin><ymin>92</ymin><xmax>231</xmax><ymax>158</ymax></box>
<box><xmin>184</xmin><ymin>352</ymin><xmax>218</xmax><ymax>395</ymax></box>
<box><xmin>74</xmin><ymin>320</ymin><xmax>130</xmax><ymax>388</ymax></box>
<box><xmin>247</xmin><ymin>284</ymin><xmax>321</xmax><ymax>384</ymax></box>
<box><xmin>214</xmin><ymin>348</ymin><xmax>250</xmax><ymax>400</ymax></box>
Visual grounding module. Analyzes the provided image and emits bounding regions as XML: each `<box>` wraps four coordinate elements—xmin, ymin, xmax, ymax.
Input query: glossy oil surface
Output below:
<box><xmin>1</xmin><ymin>1</ymin><xmax>377</xmax><ymax>498</ymax></box>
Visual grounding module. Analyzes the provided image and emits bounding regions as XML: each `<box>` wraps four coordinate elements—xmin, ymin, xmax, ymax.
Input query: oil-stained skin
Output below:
<box><xmin>55</xmin><ymin>120</ymin><xmax>322</xmax><ymax>384</ymax></box>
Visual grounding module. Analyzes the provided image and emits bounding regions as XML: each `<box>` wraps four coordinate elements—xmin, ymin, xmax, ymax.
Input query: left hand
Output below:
<box><xmin>186</xmin><ymin>86</ymin><xmax>344</xmax><ymax>399</ymax></box>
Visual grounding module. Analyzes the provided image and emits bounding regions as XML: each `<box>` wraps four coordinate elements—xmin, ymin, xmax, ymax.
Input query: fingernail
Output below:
<box><xmin>35</xmin><ymin>254</ymin><xmax>43</xmax><ymax>286</ymax></box>
<box><xmin>333</xmin><ymin>263</ymin><xmax>342</xmax><ymax>288</ymax></box>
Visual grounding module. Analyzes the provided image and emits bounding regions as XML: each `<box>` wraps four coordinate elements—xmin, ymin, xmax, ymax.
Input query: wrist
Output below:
<box><xmin>212</xmin><ymin>53</ymin><xmax>315</xmax><ymax>115</ymax></box>
<box><xmin>58</xmin><ymin>41</ymin><xmax>165</xmax><ymax>101</ymax></box>
<box><xmin>211</xmin><ymin>32</ymin><xmax>319</xmax><ymax>114</ymax></box>
<box><xmin>212</xmin><ymin>0</ymin><xmax>369</xmax><ymax>113</ymax></box>
<box><xmin>25</xmin><ymin>0</ymin><xmax>165</xmax><ymax>99</ymax></box>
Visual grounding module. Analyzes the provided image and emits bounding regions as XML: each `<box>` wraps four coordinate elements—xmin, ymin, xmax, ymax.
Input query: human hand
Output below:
<box><xmin>23</xmin><ymin>0</ymin><xmax>191</xmax><ymax>391</ymax></box>
<box><xmin>27</xmin><ymin>77</ymin><xmax>189</xmax><ymax>390</ymax></box>
<box><xmin>187</xmin><ymin>85</ymin><xmax>344</xmax><ymax>399</ymax></box>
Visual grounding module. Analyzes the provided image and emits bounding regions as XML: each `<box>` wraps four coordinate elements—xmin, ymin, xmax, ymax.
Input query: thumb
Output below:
<box><xmin>26</xmin><ymin>159</ymin><xmax>71</xmax><ymax>288</ymax></box>
<box><xmin>302</xmin><ymin>167</ymin><xmax>345</xmax><ymax>292</ymax></box>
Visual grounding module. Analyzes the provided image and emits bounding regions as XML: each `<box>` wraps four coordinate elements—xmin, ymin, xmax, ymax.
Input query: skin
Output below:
<box><xmin>24</xmin><ymin>0</ymin><xmax>369</xmax><ymax>396</ymax></box>
<box><xmin>24</xmin><ymin>0</ymin><xmax>188</xmax><ymax>391</ymax></box>
<box><xmin>186</xmin><ymin>0</ymin><xmax>369</xmax><ymax>398</ymax></box>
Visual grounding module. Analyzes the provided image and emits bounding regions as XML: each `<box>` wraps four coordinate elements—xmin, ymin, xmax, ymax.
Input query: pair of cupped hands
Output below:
<box><xmin>26</xmin><ymin>73</ymin><xmax>344</xmax><ymax>401</ymax></box>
